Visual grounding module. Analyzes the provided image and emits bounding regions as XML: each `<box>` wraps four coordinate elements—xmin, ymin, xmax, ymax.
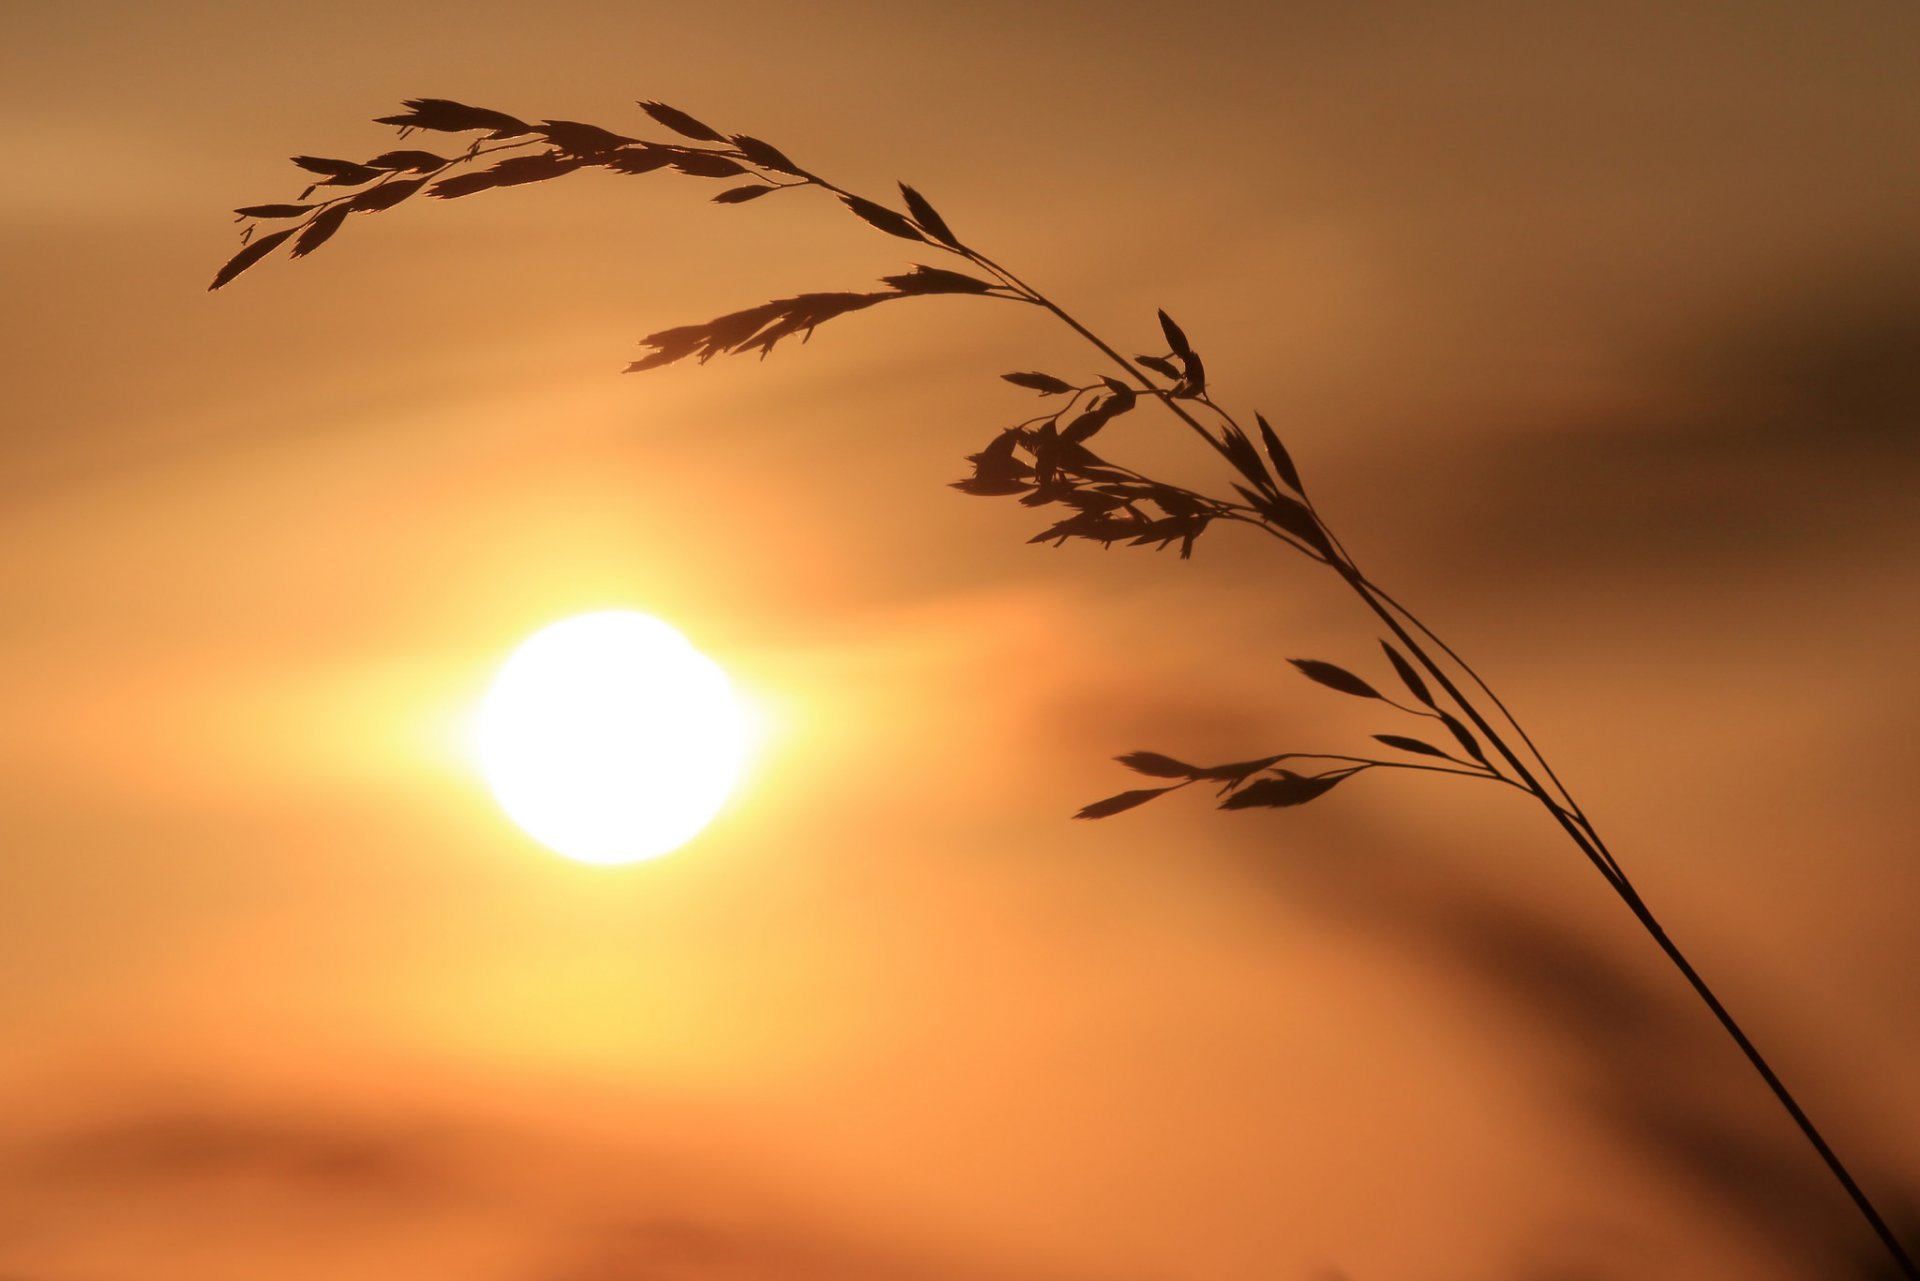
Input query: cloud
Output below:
<box><xmin>1425</xmin><ymin>255</ymin><xmax>1920</xmax><ymax>584</ymax></box>
<box><xmin>0</xmin><ymin>1090</ymin><xmax>1100</xmax><ymax>1281</ymax></box>
<box><xmin>16</xmin><ymin>1106</ymin><xmax>454</xmax><ymax>1197</ymax></box>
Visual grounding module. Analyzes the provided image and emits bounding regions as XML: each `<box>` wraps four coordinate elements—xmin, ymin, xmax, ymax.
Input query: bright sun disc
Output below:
<box><xmin>478</xmin><ymin>611</ymin><xmax>749</xmax><ymax>864</ymax></box>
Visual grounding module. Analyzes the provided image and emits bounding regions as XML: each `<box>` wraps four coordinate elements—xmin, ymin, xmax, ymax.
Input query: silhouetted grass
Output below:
<box><xmin>212</xmin><ymin>96</ymin><xmax>1918</xmax><ymax>1280</ymax></box>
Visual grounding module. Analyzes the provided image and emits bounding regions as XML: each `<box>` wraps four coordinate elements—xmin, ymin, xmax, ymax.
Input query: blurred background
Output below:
<box><xmin>2</xmin><ymin>2</ymin><xmax>1916</xmax><ymax>1277</ymax></box>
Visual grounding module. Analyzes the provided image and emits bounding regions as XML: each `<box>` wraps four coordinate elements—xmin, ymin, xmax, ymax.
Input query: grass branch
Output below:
<box><xmin>211</xmin><ymin>95</ymin><xmax>1919</xmax><ymax>1281</ymax></box>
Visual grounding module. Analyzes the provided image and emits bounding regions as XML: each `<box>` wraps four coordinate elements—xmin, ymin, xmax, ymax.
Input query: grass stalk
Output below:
<box><xmin>211</xmin><ymin>95</ymin><xmax>1918</xmax><ymax>1278</ymax></box>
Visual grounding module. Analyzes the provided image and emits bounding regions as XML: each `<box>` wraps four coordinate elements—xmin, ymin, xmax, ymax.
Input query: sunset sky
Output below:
<box><xmin>4</xmin><ymin>3</ymin><xmax>1918</xmax><ymax>1278</ymax></box>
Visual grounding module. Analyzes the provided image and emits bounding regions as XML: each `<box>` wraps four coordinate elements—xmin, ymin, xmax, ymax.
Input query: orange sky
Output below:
<box><xmin>3</xmin><ymin>3</ymin><xmax>1918</xmax><ymax>1279</ymax></box>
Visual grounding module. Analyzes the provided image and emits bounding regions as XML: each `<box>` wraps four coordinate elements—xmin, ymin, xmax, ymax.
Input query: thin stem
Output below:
<box><xmin>1269</xmin><ymin>753</ymin><xmax>1521</xmax><ymax>787</ymax></box>
<box><xmin>985</xmin><ymin>262</ymin><xmax>1916</xmax><ymax>1280</ymax></box>
<box><xmin>1179</xmin><ymin>400</ymin><xmax>1575</xmax><ymax>835</ymax></box>
<box><xmin>776</xmin><ymin>166</ymin><xmax>1916</xmax><ymax>1278</ymax></box>
<box><xmin>1195</xmin><ymin>391</ymin><xmax>1595</xmax><ymax>840</ymax></box>
<box><xmin>1613</xmin><ymin>876</ymin><xmax>1920</xmax><ymax>1277</ymax></box>
<box><xmin>1347</xmin><ymin>569</ymin><xmax>1628</xmax><ymax>884</ymax></box>
<box><xmin>949</xmin><ymin>244</ymin><xmax>1621</xmax><ymax>863</ymax></box>
<box><xmin>1216</xmin><ymin>507</ymin><xmax>1339</xmax><ymax>566</ymax></box>
<box><xmin>961</xmin><ymin>250</ymin><xmax>1244</xmax><ymax>468</ymax></box>
<box><xmin>1347</xmin><ymin>534</ymin><xmax>1915</xmax><ymax>1280</ymax></box>
<box><xmin>1359</xmin><ymin>572</ymin><xmax>1604</xmax><ymax>846</ymax></box>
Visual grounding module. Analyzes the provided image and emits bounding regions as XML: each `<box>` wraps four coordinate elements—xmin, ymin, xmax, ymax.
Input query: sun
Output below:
<box><xmin>477</xmin><ymin>611</ymin><xmax>751</xmax><ymax>864</ymax></box>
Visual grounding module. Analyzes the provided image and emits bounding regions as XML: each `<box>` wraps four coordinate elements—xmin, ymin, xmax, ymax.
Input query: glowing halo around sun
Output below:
<box><xmin>477</xmin><ymin>611</ymin><xmax>751</xmax><ymax>865</ymax></box>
